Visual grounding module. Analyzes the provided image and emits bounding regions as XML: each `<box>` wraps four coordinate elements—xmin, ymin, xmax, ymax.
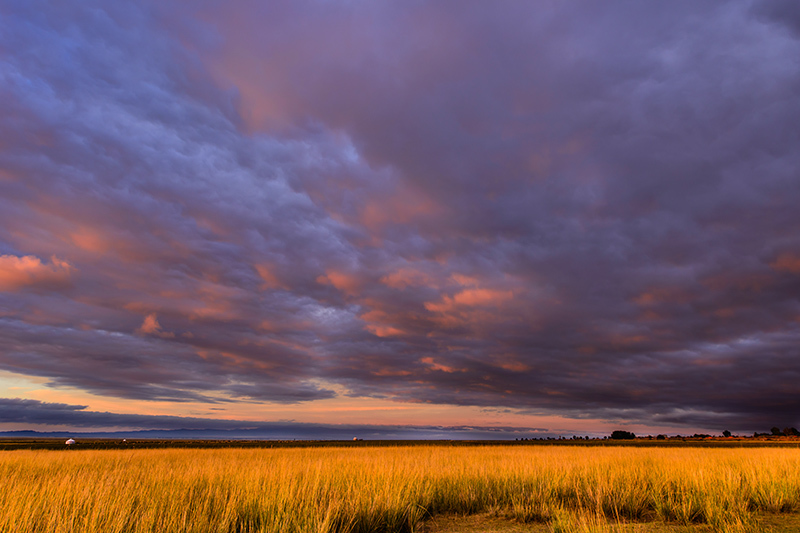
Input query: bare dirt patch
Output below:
<box><xmin>419</xmin><ymin>513</ymin><xmax>550</xmax><ymax>533</ymax></box>
<box><xmin>419</xmin><ymin>512</ymin><xmax>800</xmax><ymax>532</ymax></box>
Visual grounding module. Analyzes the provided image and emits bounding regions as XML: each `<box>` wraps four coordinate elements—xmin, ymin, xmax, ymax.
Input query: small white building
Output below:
<box><xmin>65</xmin><ymin>438</ymin><xmax>76</xmax><ymax>445</ymax></box>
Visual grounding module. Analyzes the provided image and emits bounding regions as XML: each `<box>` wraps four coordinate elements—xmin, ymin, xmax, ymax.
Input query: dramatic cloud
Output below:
<box><xmin>0</xmin><ymin>255</ymin><xmax>73</xmax><ymax>292</ymax></box>
<box><xmin>1</xmin><ymin>0</ymin><xmax>799</xmax><ymax>433</ymax></box>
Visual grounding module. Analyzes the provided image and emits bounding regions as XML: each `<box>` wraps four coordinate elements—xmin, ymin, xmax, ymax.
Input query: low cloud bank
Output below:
<box><xmin>0</xmin><ymin>398</ymin><xmax>550</xmax><ymax>440</ymax></box>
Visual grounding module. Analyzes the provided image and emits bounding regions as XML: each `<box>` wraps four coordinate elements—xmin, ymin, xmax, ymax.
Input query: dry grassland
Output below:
<box><xmin>2</xmin><ymin>445</ymin><xmax>800</xmax><ymax>532</ymax></box>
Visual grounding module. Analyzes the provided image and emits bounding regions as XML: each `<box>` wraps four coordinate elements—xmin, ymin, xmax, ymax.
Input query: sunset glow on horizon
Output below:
<box><xmin>1</xmin><ymin>0</ymin><xmax>800</xmax><ymax>439</ymax></box>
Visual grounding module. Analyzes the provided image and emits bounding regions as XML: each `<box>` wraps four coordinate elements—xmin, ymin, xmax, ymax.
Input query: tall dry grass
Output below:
<box><xmin>1</xmin><ymin>445</ymin><xmax>799</xmax><ymax>532</ymax></box>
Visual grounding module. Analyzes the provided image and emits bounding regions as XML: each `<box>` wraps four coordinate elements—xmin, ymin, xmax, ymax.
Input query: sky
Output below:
<box><xmin>1</xmin><ymin>0</ymin><xmax>800</xmax><ymax>439</ymax></box>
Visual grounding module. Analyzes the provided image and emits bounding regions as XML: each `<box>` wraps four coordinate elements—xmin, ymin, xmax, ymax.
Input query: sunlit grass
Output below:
<box><xmin>1</xmin><ymin>445</ymin><xmax>799</xmax><ymax>532</ymax></box>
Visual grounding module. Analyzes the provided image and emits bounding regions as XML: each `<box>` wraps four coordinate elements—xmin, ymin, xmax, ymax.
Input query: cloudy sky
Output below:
<box><xmin>1</xmin><ymin>0</ymin><xmax>799</xmax><ymax>438</ymax></box>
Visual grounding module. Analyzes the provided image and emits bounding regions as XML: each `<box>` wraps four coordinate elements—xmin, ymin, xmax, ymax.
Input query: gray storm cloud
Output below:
<box><xmin>1</xmin><ymin>0</ymin><xmax>799</xmax><ymax>432</ymax></box>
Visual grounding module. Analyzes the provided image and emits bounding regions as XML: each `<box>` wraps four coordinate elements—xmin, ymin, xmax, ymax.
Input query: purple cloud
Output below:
<box><xmin>1</xmin><ymin>0</ymin><xmax>799</xmax><ymax>433</ymax></box>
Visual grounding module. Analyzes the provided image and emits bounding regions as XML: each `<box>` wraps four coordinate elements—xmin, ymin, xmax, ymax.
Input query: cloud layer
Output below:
<box><xmin>0</xmin><ymin>398</ymin><xmax>546</xmax><ymax>440</ymax></box>
<box><xmin>1</xmin><ymin>0</ymin><xmax>800</xmax><ymax>432</ymax></box>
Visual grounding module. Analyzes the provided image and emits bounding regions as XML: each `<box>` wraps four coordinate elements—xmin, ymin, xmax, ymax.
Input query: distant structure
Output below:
<box><xmin>65</xmin><ymin>438</ymin><xmax>76</xmax><ymax>445</ymax></box>
<box><xmin>353</xmin><ymin>437</ymin><xmax>358</xmax><ymax>441</ymax></box>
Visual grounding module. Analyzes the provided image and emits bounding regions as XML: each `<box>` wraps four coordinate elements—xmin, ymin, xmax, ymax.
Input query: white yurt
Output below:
<box><xmin>65</xmin><ymin>438</ymin><xmax>76</xmax><ymax>445</ymax></box>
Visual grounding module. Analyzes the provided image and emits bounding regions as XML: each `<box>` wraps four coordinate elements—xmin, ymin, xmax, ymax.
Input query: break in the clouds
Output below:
<box><xmin>1</xmin><ymin>0</ymin><xmax>800</xmax><ymax>433</ymax></box>
<box><xmin>0</xmin><ymin>398</ymin><xmax>546</xmax><ymax>440</ymax></box>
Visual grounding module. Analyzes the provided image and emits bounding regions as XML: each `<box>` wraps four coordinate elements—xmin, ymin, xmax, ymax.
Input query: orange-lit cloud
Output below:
<box><xmin>136</xmin><ymin>313</ymin><xmax>174</xmax><ymax>338</ymax></box>
<box><xmin>490</xmin><ymin>354</ymin><xmax>531</xmax><ymax>372</ymax></box>
<box><xmin>365</xmin><ymin>324</ymin><xmax>405</xmax><ymax>337</ymax></box>
<box><xmin>381</xmin><ymin>267</ymin><xmax>433</xmax><ymax>289</ymax></box>
<box><xmin>453</xmin><ymin>288</ymin><xmax>513</xmax><ymax>306</ymax></box>
<box><xmin>70</xmin><ymin>227</ymin><xmax>111</xmax><ymax>254</ymax></box>
<box><xmin>771</xmin><ymin>254</ymin><xmax>800</xmax><ymax>275</ymax></box>
<box><xmin>417</xmin><ymin>272</ymin><xmax>523</xmax><ymax>331</ymax></box>
<box><xmin>425</xmin><ymin>288</ymin><xmax>513</xmax><ymax>314</ymax></box>
<box><xmin>0</xmin><ymin>255</ymin><xmax>74</xmax><ymax>292</ymax></box>
<box><xmin>189</xmin><ymin>284</ymin><xmax>246</xmax><ymax>321</ymax></box>
<box><xmin>138</xmin><ymin>313</ymin><xmax>161</xmax><ymax>334</ymax></box>
<box><xmin>420</xmin><ymin>356</ymin><xmax>462</xmax><ymax>373</ymax></box>
<box><xmin>317</xmin><ymin>269</ymin><xmax>361</xmax><ymax>295</ymax></box>
<box><xmin>360</xmin><ymin>309</ymin><xmax>406</xmax><ymax>337</ymax></box>
<box><xmin>255</xmin><ymin>263</ymin><xmax>286</xmax><ymax>290</ymax></box>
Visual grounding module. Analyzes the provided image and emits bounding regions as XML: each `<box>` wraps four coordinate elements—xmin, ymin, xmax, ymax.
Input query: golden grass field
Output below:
<box><xmin>3</xmin><ymin>444</ymin><xmax>800</xmax><ymax>532</ymax></box>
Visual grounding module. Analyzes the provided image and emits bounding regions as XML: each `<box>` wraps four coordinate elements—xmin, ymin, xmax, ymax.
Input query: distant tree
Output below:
<box><xmin>783</xmin><ymin>427</ymin><xmax>799</xmax><ymax>436</ymax></box>
<box><xmin>610</xmin><ymin>430</ymin><xmax>636</xmax><ymax>440</ymax></box>
<box><xmin>656</xmin><ymin>434</ymin><xmax>666</xmax><ymax>440</ymax></box>
<box><xmin>771</xmin><ymin>427</ymin><xmax>782</xmax><ymax>436</ymax></box>
<box><xmin>722</xmin><ymin>430</ymin><xmax>732</xmax><ymax>438</ymax></box>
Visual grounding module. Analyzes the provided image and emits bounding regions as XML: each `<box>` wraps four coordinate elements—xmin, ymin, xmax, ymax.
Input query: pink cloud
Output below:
<box><xmin>136</xmin><ymin>313</ymin><xmax>174</xmax><ymax>338</ymax></box>
<box><xmin>425</xmin><ymin>288</ymin><xmax>514</xmax><ymax>314</ymax></box>
<box><xmin>69</xmin><ymin>227</ymin><xmax>111</xmax><ymax>254</ymax></box>
<box><xmin>420</xmin><ymin>356</ymin><xmax>462</xmax><ymax>373</ymax></box>
<box><xmin>381</xmin><ymin>267</ymin><xmax>434</xmax><ymax>289</ymax></box>
<box><xmin>316</xmin><ymin>269</ymin><xmax>362</xmax><ymax>295</ymax></box>
<box><xmin>453</xmin><ymin>288</ymin><xmax>513</xmax><ymax>306</ymax></box>
<box><xmin>0</xmin><ymin>255</ymin><xmax>74</xmax><ymax>292</ymax></box>
<box><xmin>421</xmin><ymin>277</ymin><xmax>521</xmax><ymax>330</ymax></box>
<box><xmin>137</xmin><ymin>313</ymin><xmax>161</xmax><ymax>334</ymax></box>
<box><xmin>360</xmin><ymin>309</ymin><xmax>406</xmax><ymax>338</ymax></box>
